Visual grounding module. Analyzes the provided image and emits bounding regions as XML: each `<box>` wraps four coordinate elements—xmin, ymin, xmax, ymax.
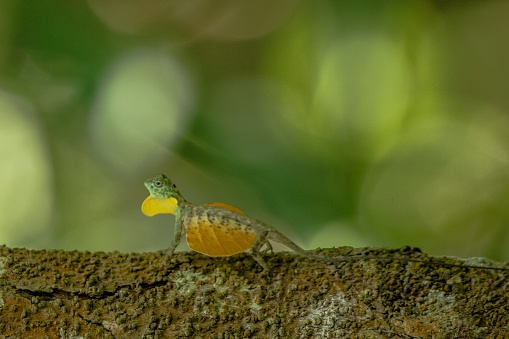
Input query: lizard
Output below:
<box><xmin>141</xmin><ymin>174</ymin><xmax>509</xmax><ymax>273</ymax></box>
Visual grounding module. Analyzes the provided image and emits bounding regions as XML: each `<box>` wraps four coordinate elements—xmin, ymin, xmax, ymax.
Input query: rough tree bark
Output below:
<box><xmin>0</xmin><ymin>245</ymin><xmax>508</xmax><ymax>338</ymax></box>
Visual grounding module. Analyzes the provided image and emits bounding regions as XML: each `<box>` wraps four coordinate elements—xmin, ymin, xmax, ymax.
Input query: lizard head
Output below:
<box><xmin>142</xmin><ymin>174</ymin><xmax>182</xmax><ymax>216</ymax></box>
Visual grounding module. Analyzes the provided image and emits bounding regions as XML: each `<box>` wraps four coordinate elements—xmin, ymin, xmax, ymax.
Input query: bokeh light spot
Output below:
<box><xmin>0</xmin><ymin>92</ymin><xmax>53</xmax><ymax>246</ymax></box>
<box><xmin>89</xmin><ymin>49</ymin><xmax>194</xmax><ymax>173</ymax></box>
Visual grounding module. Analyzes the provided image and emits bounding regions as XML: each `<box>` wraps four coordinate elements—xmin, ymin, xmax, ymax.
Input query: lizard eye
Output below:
<box><xmin>154</xmin><ymin>180</ymin><xmax>162</xmax><ymax>188</ymax></box>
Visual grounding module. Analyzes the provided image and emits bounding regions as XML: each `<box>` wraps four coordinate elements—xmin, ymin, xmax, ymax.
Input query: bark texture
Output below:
<box><xmin>1</xmin><ymin>245</ymin><xmax>508</xmax><ymax>338</ymax></box>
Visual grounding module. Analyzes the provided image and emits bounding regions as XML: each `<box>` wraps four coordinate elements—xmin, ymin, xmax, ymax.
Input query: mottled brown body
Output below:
<box><xmin>163</xmin><ymin>201</ymin><xmax>311</xmax><ymax>271</ymax></box>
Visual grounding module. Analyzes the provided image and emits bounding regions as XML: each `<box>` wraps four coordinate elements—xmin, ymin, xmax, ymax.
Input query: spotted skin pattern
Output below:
<box><xmin>141</xmin><ymin>174</ymin><xmax>307</xmax><ymax>271</ymax></box>
<box><xmin>142</xmin><ymin>174</ymin><xmax>509</xmax><ymax>273</ymax></box>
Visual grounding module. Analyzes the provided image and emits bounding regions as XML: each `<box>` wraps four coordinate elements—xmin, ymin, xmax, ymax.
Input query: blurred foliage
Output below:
<box><xmin>1</xmin><ymin>0</ymin><xmax>509</xmax><ymax>260</ymax></box>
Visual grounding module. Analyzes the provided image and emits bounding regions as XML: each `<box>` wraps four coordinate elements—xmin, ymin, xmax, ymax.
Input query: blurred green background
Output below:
<box><xmin>2</xmin><ymin>0</ymin><xmax>509</xmax><ymax>261</ymax></box>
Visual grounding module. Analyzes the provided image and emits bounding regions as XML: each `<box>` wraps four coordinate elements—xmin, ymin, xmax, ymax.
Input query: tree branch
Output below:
<box><xmin>1</xmin><ymin>245</ymin><xmax>508</xmax><ymax>338</ymax></box>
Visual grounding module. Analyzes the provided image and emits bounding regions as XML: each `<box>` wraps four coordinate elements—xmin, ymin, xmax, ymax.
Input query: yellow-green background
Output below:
<box><xmin>2</xmin><ymin>1</ymin><xmax>509</xmax><ymax>260</ymax></box>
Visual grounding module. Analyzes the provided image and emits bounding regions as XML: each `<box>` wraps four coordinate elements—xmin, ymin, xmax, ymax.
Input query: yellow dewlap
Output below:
<box><xmin>141</xmin><ymin>196</ymin><xmax>178</xmax><ymax>216</ymax></box>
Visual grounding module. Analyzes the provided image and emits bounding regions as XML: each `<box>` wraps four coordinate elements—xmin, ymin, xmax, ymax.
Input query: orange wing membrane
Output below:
<box><xmin>202</xmin><ymin>202</ymin><xmax>245</xmax><ymax>215</ymax></box>
<box><xmin>186</xmin><ymin>205</ymin><xmax>256</xmax><ymax>257</ymax></box>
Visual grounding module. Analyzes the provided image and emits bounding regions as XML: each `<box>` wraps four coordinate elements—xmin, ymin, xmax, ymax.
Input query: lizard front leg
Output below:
<box><xmin>163</xmin><ymin>217</ymin><xmax>185</xmax><ymax>263</ymax></box>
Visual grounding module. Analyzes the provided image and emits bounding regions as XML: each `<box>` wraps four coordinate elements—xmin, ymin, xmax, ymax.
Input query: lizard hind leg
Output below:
<box><xmin>250</xmin><ymin>251</ymin><xmax>270</xmax><ymax>274</ymax></box>
<box><xmin>267</xmin><ymin>229</ymin><xmax>314</xmax><ymax>259</ymax></box>
<box><xmin>249</xmin><ymin>229</ymin><xmax>270</xmax><ymax>273</ymax></box>
<box><xmin>260</xmin><ymin>240</ymin><xmax>273</xmax><ymax>254</ymax></box>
